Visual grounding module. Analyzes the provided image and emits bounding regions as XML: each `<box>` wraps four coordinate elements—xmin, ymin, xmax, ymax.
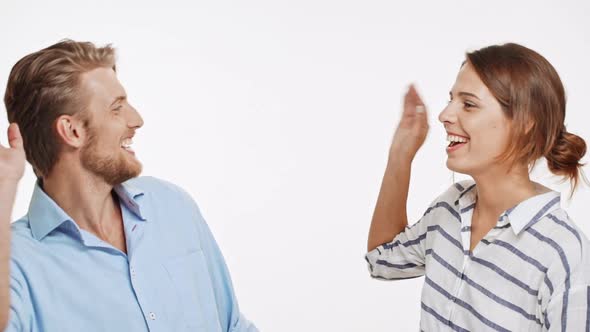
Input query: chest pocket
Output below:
<box><xmin>163</xmin><ymin>250</ymin><xmax>219</xmax><ymax>331</ymax></box>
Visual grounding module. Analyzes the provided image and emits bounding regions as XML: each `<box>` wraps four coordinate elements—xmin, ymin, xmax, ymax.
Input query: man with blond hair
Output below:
<box><xmin>0</xmin><ymin>40</ymin><xmax>257</xmax><ymax>331</ymax></box>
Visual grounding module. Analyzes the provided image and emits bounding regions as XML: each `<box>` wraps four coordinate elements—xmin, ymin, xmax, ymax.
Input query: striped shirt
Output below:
<box><xmin>366</xmin><ymin>180</ymin><xmax>590</xmax><ymax>331</ymax></box>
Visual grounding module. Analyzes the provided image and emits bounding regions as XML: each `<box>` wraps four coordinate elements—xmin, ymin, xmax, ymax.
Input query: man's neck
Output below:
<box><xmin>42</xmin><ymin>166</ymin><xmax>126</xmax><ymax>253</ymax></box>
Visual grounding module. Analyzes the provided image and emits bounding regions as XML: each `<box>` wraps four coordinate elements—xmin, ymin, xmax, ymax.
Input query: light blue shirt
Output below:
<box><xmin>6</xmin><ymin>176</ymin><xmax>257</xmax><ymax>332</ymax></box>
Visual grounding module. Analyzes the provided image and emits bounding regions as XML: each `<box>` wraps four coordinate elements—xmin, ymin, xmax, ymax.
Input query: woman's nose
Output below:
<box><xmin>438</xmin><ymin>103</ymin><xmax>456</xmax><ymax>125</ymax></box>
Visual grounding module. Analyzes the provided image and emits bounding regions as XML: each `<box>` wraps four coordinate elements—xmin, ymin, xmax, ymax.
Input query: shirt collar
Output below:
<box><xmin>113</xmin><ymin>181</ymin><xmax>146</xmax><ymax>220</ymax></box>
<box><xmin>455</xmin><ymin>181</ymin><xmax>561</xmax><ymax>235</ymax></box>
<box><xmin>28</xmin><ymin>180</ymin><xmax>146</xmax><ymax>241</ymax></box>
<box><xmin>505</xmin><ymin>190</ymin><xmax>561</xmax><ymax>235</ymax></box>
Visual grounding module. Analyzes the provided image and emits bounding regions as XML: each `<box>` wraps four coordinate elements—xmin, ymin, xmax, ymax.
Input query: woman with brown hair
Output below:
<box><xmin>366</xmin><ymin>43</ymin><xmax>589</xmax><ymax>331</ymax></box>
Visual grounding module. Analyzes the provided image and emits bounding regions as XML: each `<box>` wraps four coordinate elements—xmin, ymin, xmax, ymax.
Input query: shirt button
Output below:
<box><xmin>130</xmin><ymin>267</ymin><xmax>136</xmax><ymax>278</ymax></box>
<box><xmin>148</xmin><ymin>312</ymin><xmax>156</xmax><ymax>320</ymax></box>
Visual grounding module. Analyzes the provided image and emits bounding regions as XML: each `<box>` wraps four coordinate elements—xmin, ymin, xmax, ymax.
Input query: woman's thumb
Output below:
<box><xmin>8</xmin><ymin>123</ymin><xmax>24</xmax><ymax>150</ymax></box>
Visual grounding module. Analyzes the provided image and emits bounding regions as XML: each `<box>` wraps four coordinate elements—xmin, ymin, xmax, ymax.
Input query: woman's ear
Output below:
<box><xmin>524</xmin><ymin>120</ymin><xmax>535</xmax><ymax>134</ymax></box>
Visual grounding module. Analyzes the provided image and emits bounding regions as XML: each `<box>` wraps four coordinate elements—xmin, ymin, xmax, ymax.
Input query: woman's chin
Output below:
<box><xmin>446</xmin><ymin>160</ymin><xmax>470</xmax><ymax>175</ymax></box>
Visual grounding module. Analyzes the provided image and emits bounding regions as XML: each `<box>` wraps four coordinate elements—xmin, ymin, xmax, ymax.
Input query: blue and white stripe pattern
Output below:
<box><xmin>366</xmin><ymin>180</ymin><xmax>590</xmax><ymax>331</ymax></box>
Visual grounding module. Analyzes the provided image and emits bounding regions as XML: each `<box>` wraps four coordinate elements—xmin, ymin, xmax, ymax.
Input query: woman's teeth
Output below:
<box><xmin>446</xmin><ymin>135</ymin><xmax>469</xmax><ymax>147</ymax></box>
<box><xmin>446</xmin><ymin>135</ymin><xmax>468</xmax><ymax>143</ymax></box>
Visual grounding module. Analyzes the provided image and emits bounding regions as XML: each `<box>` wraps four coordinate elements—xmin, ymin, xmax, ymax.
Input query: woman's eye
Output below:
<box><xmin>463</xmin><ymin>102</ymin><xmax>476</xmax><ymax>108</ymax></box>
<box><xmin>113</xmin><ymin>105</ymin><xmax>123</xmax><ymax>111</ymax></box>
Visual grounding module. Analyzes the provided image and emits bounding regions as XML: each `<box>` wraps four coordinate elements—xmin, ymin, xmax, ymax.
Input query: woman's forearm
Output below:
<box><xmin>0</xmin><ymin>180</ymin><xmax>18</xmax><ymax>330</ymax></box>
<box><xmin>367</xmin><ymin>147</ymin><xmax>413</xmax><ymax>252</ymax></box>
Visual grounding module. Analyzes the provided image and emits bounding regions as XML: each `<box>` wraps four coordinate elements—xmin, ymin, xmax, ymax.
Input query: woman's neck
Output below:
<box><xmin>471</xmin><ymin>165</ymin><xmax>539</xmax><ymax>222</ymax></box>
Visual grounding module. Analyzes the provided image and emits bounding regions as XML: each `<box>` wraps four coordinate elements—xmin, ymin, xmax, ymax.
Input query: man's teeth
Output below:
<box><xmin>121</xmin><ymin>138</ymin><xmax>133</xmax><ymax>149</ymax></box>
<box><xmin>446</xmin><ymin>135</ymin><xmax>469</xmax><ymax>143</ymax></box>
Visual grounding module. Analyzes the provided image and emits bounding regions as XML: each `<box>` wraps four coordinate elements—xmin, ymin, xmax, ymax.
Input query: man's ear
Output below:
<box><xmin>55</xmin><ymin>115</ymin><xmax>87</xmax><ymax>148</ymax></box>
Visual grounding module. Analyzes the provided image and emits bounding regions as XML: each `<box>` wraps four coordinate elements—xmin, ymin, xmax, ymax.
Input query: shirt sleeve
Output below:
<box><xmin>188</xmin><ymin>199</ymin><xmax>258</xmax><ymax>332</ymax></box>
<box><xmin>365</xmin><ymin>214</ymin><xmax>430</xmax><ymax>280</ymax></box>
<box><xmin>538</xmin><ymin>230</ymin><xmax>590</xmax><ymax>332</ymax></box>
<box><xmin>541</xmin><ymin>244</ymin><xmax>590</xmax><ymax>332</ymax></box>
<box><xmin>364</xmin><ymin>182</ymin><xmax>464</xmax><ymax>281</ymax></box>
<box><xmin>4</xmin><ymin>259</ymin><xmax>32</xmax><ymax>332</ymax></box>
<box><xmin>543</xmin><ymin>284</ymin><xmax>590</xmax><ymax>331</ymax></box>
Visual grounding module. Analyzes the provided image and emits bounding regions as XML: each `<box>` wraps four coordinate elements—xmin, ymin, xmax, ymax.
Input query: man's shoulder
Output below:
<box><xmin>11</xmin><ymin>217</ymin><xmax>34</xmax><ymax>238</ymax></box>
<box><xmin>125</xmin><ymin>176</ymin><xmax>193</xmax><ymax>200</ymax></box>
<box><xmin>126</xmin><ymin>177</ymin><xmax>208</xmax><ymax>246</ymax></box>
<box><xmin>125</xmin><ymin>175</ymin><xmax>181</xmax><ymax>192</ymax></box>
<box><xmin>10</xmin><ymin>218</ymin><xmax>41</xmax><ymax>262</ymax></box>
<box><xmin>124</xmin><ymin>176</ymin><xmax>201</xmax><ymax>214</ymax></box>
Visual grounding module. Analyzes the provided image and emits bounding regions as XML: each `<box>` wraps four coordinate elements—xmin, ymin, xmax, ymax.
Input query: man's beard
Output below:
<box><xmin>80</xmin><ymin>130</ymin><xmax>142</xmax><ymax>186</ymax></box>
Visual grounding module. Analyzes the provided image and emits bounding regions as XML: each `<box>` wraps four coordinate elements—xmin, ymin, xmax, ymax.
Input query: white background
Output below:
<box><xmin>1</xmin><ymin>1</ymin><xmax>589</xmax><ymax>331</ymax></box>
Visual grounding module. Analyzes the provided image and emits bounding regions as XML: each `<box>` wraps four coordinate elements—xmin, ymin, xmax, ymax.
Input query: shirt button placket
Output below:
<box><xmin>448</xmin><ymin>259</ymin><xmax>468</xmax><ymax>320</ymax></box>
<box><xmin>130</xmin><ymin>266</ymin><xmax>156</xmax><ymax>327</ymax></box>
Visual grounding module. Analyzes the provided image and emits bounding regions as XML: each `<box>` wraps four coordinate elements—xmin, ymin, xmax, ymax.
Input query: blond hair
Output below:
<box><xmin>4</xmin><ymin>39</ymin><xmax>116</xmax><ymax>177</ymax></box>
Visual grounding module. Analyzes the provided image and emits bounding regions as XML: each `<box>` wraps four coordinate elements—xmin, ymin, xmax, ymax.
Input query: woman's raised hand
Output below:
<box><xmin>0</xmin><ymin>123</ymin><xmax>26</xmax><ymax>183</ymax></box>
<box><xmin>389</xmin><ymin>84</ymin><xmax>429</xmax><ymax>161</ymax></box>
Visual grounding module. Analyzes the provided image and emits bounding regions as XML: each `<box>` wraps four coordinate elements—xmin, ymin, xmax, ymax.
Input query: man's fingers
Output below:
<box><xmin>7</xmin><ymin>123</ymin><xmax>24</xmax><ymax>150</ymax></box>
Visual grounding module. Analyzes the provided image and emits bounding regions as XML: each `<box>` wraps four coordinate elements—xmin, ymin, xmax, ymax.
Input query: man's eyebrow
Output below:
<box><xmin>110</xmin><ymin>96</ymin><xmax>127</xmax><ymax>107</ymax></box>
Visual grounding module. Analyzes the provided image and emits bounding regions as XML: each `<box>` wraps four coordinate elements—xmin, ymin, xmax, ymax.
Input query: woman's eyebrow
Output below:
<box><xmin>458</xmin><ymin>91</ymin><xmax>481</xmax><ymax>100</ymax></box>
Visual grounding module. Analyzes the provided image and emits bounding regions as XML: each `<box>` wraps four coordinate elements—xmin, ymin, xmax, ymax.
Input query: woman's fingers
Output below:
<box><xmin>403</xmin><ymin>84</ymin><xmax>426</xmax><ymax>116</ymax></box>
